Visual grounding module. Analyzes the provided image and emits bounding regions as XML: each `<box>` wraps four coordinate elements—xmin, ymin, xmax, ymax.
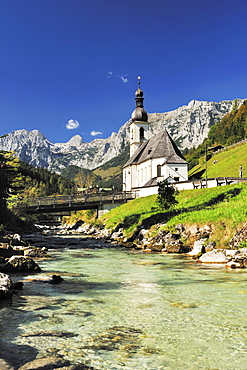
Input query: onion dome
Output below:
<box><xmin>131</xmin><ymin>77</ymin><xmax>148</xmax><ymax>122</ymax></box>
<box><xmin>131</xmin><ymin>107</ymin><xmax>148</xmax><ymax>122</ymax></box>
<box><xmin>135</xmin><ymin>87</ymin><xmax>144</xmax><ymax>98</ymax></box>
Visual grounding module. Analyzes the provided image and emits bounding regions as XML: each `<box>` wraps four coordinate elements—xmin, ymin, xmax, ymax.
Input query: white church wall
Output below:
<box><xmin>136</xmin><ymin>160</ymin><xmax>152</xmax><ymax>187</ymax></box>
<box><xmin>123</xmin><ymin>165</ymin><xmax>139</xmax><ymax>191</ymax></box>
<box><xmin>136</xmin><ymin>186</ymin><xmax>159</xmax><ymax>197</ymax></box>
<box><xmin>130</xmin><ymin>121</ymin><xmax>150</xmax><ymax>157</ymax></box>
<box><xmin>123</xmin><ymin>159</ymin><xmax>188</xmax><ymax>192</ymax></box>
<box><xmin>163</xmin><ymin>163</ymin><xmax>188</xmax><ymax>181</ymax></box>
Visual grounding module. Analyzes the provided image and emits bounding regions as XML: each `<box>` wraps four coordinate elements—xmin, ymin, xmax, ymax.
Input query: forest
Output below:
<box><xmin>0</xmin><ymin>151</ymin><xmax>74</xmax><ymax>226</ymax></box>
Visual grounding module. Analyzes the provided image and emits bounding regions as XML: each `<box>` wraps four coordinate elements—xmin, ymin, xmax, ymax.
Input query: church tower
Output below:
<box><xmin>129</xmin><ymin>77</ymin><xmax>150</xmax><ymax>157</ymax></box>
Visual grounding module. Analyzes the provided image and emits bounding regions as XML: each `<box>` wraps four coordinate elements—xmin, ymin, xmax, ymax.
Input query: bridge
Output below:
<box><xmin>20</xmin><ymin>191</ymin><xmax>137</xmax><ymax>217</ymax></box>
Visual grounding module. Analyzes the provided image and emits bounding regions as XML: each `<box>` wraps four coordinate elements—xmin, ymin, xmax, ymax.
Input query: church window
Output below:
<box><xmin>174</xmin><ymin>177</ymin><xmax>179</xmax><ymax>181</ymax></box>
<box><xmin>140</xmin><ymin>127</ymin><xmax>145</xmax><ymax>142</ymax></box>
<box><xmin>157</xmin><ymin>165</ymin><xmax>161</xmax><ymax>177</ymax></box>
<box><xmin>175</xmin><ymin>167</ymin><xmax>178</xmax><ymax>171</ymax></box>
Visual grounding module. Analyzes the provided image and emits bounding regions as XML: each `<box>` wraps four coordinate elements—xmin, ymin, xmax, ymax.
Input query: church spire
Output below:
<box><xmin>135</xmin><ymin>76</ymin><xmax>144</xmax><ymax>108</ymax></box>
<box><xmin>131</xmin><ymin>76</ymin><xmax>148</xmax><ymax>122</ymax></box>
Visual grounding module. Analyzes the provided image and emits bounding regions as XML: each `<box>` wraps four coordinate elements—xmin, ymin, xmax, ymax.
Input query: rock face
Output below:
<box><xmin>0</xmin><ymin>99</ymin><xmax>244</xmax><ymax>172</ymax></box>
<box><xmin>148</xmin><ymin>99</ymin><xmax>243</xmax><ymax>150</ymax></box>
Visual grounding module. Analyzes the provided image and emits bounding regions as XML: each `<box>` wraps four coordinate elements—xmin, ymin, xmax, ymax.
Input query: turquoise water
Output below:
<box><xmin>1</xmin><ymin>245</ymin><xmax>247</xmax><ymax>369</ymax></box>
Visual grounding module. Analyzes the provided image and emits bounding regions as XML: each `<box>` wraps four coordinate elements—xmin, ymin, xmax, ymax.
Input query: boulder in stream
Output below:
<box><xmin>0</xmin><ymin>243</ymin><xmax>16</xmax><ymax>258</ymax></box>
<box><xmin>0</xmin><ymin>256</ymin><xmax>41</xmax><ymax>273</ymax></box>
<box><xmin>0</xmin><ymin>272</ymin><xmax>13</xmax><ymax>299</ymax></box>
<box><xmin>17</xmin><ymin>356</ymin><xmax>93</xmax><ymax>370</ymax></box>
<box><xmin>187</xmin><ymin>239</ymin><xmax>206</xmax><ymax>256</ymax></box>
<box><xmin>198</xmin><ymin>250</ymin><xmax>229</xmax><ymax>263</ymax></box>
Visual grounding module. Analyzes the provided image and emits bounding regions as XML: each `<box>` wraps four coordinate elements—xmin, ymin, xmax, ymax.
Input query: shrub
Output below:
<box><xmin>157</xmin><ymin>180</ymin><xmax>178</xmax><ymax>210</ymax></box>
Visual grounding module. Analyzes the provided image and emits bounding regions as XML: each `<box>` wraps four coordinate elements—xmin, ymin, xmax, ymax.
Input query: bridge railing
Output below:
<box><xmin>25</xmin><ymin>191</ymin><xmax>137</xmax><ymax>209</ymax></box>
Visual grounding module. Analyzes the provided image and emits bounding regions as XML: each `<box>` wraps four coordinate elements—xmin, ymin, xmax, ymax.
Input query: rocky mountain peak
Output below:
<box><xmin>64</xmin><ymin>134</ymin><xmax>84</xmax><ymax>148</ymax></box>
<box><xmin>0</xmin><ymin>98</ymin><xmax>245</xmax><ymax>173</ymax></box>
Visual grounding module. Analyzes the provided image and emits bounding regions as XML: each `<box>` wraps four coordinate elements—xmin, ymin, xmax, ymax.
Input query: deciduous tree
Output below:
<box><xmin>157</xmin><ymin>180</ymin><xmax>178</xmax><ymax>210</ymax></box>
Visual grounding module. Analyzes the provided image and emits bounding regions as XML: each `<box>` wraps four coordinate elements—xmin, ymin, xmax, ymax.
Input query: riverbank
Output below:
<box><xmin>78</xmin><ymin>183</ymin><xmax>247</xmax><ymax>249</ymax></box>
<box><xmin>1</xmin><ymin>221</ymin><xmax>247</xmax><ymax>300</ymax></box>
<box><xmin>61</xmin><ymin>220</ymin><xmax>247</xmax><ymax>268</ymax></box>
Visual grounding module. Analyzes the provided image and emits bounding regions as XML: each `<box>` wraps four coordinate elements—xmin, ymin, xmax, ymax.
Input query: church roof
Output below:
<box><xmin>140</xmin><ymin>175</ymin><xmax>175</xmax><ymax>188</ymax></box>
<box><xmin>131</xmin><ymin>77</ymin><xmax>148</xmax><ymax>122</ymax></box>
<box><xmin>123</xmin><ymin>129</ymin><xmax>187</xmax><ymax>168</ymax></box>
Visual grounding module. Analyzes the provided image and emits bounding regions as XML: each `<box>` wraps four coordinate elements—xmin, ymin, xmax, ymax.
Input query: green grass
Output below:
<box><xmin>101</xmin><ymin>183</ymin><xmax>247</xmax><ymax>247</ymax></box>
<box><xmin>189</xmin><ymin>141</ymin><xmax>247</xmax><ymax>178</ymax></box>
<box><xmin>101</xmin><ymin>194</ymin><xmax>159</xmax><ymax>236</ymax></box>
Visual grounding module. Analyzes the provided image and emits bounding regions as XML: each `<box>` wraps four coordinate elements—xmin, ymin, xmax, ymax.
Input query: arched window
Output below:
<box><xmin>140</xmin><ymin>127</ymin><xmax>145</xmax><ymax>142</ymax></box>
<box><xmin>157</xmin><ymin>165</ymin><xmax>161</xmax><ymax>177</ymax></box>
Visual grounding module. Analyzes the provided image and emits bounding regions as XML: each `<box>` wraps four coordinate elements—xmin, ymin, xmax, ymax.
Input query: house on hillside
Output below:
<box><xmin>123</xmin><ymin>77</ymin><xmax>188</xmax><ymax>197</ymax></box>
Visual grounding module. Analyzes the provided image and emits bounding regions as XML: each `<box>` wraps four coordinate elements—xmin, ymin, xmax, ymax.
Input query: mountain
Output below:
<box><xmin>148</xmin><ymin>99</ymin><xmax>244</xmax><ymax>149</ymax></box>
<box><xmin>0</xmin><ymin>99</ymin><xmax>245</xmax><ymax>173</ymax></box>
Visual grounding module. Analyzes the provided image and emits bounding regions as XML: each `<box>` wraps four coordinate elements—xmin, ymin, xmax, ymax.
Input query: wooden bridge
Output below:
<box><xmin>20</xmin><ymin>191</ymin><xmax>137</xmax><ymax>216</ymax></box>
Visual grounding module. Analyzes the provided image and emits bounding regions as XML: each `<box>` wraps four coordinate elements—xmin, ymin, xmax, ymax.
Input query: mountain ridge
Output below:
<box><xmin>0</xmin><ymin>98</ymin><xmax>245</xmax><ymax>173</ymax></box>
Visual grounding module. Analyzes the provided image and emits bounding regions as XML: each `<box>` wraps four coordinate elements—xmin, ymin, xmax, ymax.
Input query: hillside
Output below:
<box><xmin>186</xmin><ymin>100</ymin><xmax>247</xmax><ymax>172</ymax></box>
<box><xmin>99</xmin><ymin>182</ymin><xmax>247</xmax><ymax>249</ymax></box>
<box><xmin>189</xmin><ymin>140</ymin><xmax>247</xmax><ymax>179</ymax></box>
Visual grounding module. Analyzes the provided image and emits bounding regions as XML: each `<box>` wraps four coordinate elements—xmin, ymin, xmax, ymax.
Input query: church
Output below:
<box><xmin>123</xmin><ymin>78</ymin><xmax>188</xmax><ymax>197</ymax></box>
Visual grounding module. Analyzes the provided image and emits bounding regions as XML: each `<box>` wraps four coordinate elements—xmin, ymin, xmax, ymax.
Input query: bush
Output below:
<box><xmin>157</xmin><ymin>180</ymin><xmax>178</xmax><ymax>210</ymax></box>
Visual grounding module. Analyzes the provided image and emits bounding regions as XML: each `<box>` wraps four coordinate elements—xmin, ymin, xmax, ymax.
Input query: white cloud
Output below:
<box><xmin>90</xmin><ymin>130</ymin><xmax>103</xmax><ymax>137</ymax></box>
<box><xmin>107</xmin><ymin>71</ymin><xmax>129</xmax><ymax>83</ymax></box>
<box><xmin>66</xmin><ymin>119</ymin><xmax>80</xmax><ymax>130</ymax></box>
<box><xmin>119</xmin><ymin>75</ymin><xmax>129</xmax><ymax>83</ymax></box>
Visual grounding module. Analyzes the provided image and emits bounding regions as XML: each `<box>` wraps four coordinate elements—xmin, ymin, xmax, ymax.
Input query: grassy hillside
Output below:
<box><xmin>100</xmin><ymin>182</ymin><xmax>247</xmax><ymax>248</ymax></box>
<box><xmin>189</xmin><ymin>140</ymin><xmax>247</xmax><ymax>179</ymax></box>
<box><xmin>185</xmin><ymin>100</ymin><xmax>247</xmax><ymax>170</ymax></box>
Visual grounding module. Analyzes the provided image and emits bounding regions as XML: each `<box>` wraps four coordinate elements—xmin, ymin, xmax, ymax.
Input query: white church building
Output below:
<box><xmin>123</xmin><ymin>78</ymin><xmax>188</xmax><ymax>197</ymax></box>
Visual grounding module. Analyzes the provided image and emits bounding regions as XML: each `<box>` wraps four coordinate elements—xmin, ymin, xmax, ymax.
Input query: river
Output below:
<box><xmin>1</xmin><ymin>236</ymin><xmax>247</xmax><ymax>369</ymax></box>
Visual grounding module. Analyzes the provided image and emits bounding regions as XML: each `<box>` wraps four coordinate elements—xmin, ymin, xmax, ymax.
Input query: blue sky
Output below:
<box><xmin>1</xmin><ymin>0</ymin><xmax>247</xmax><ymax>143</ymax></box>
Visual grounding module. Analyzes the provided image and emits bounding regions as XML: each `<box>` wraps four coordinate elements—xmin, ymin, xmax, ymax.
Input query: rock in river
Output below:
<box><xmin>0</xmin><ymin>255</ymin><xmax>41</xmax><ymax>273</ymax></box>
<box><xmin>0</xmin><ymin>272</ymin><xmax>13</xmax><ymax>299</ymax></box>
<box><xmin>199</xmin><ymin>250</ymin><xmax>229</xmax><ymax>263</ymax></box>
<box><xmin>17</xmin><ymin>356</ymin><xmax>93</xmax><ymax>369</ymax></box>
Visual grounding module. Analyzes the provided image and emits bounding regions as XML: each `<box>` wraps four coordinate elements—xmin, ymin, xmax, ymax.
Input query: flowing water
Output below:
<box><xmin>1</xmin><ymin>239</ymin><xmax>247</xmax><ymax>369</ymax></box>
